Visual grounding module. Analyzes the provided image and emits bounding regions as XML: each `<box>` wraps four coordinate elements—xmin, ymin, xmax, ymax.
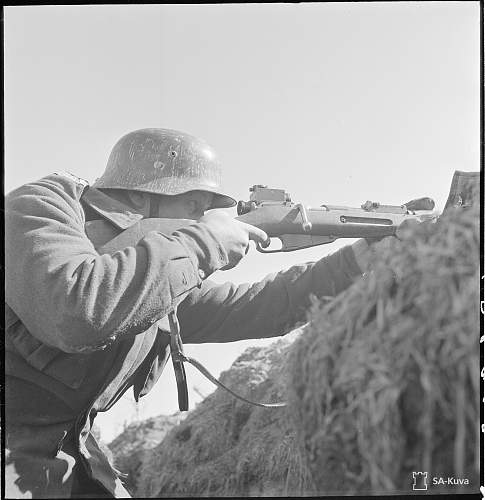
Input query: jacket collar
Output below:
<box><xmin>81</xmin><ymin>187</ymin><xmax>143</xmax><ymax>230</ymax></box>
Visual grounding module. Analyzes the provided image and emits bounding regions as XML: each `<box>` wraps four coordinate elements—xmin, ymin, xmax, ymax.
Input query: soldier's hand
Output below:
<box><xmin>395</xmin><ymin>218</ymin><xmax>420</xmax><ymax>240</ymax></box>
<box><xmin>198</xmin><ymin>211</ymin><xmax>269</xmax><ymax>270</ymax></box>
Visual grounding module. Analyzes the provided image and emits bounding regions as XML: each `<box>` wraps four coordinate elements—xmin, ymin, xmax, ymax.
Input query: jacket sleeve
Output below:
<box><xmin>5</xmin><ymin>174</ymin><xmax>229</xmax><ymax>353</ymax></box>
<box><xmin>177</xmin><ymin>245</ymin><xmax>363</xmax><ymax>344</ymax></box>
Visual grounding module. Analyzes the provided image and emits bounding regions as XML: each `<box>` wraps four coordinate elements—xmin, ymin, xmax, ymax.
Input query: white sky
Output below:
<box><xmin>4</xmin><ymin>2</ymin><xmax>480</xmax><ymax>441</ymax></box>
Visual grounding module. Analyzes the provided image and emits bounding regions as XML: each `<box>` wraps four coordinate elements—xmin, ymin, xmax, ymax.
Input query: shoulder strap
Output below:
<box><xmin>167</xmin><ymin>311</ymin><xmax>286</xmax><ymax>411</ymax></box>
<box><xmin>184</xmin><ymin>355</ymin><xmax>286</xmax><ymax>409</ymax></box>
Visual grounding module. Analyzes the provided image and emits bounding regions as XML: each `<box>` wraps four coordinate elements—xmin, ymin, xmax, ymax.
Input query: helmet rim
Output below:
<box><xmin>94</xmin><ymin>182</ymin><xmax>236</xmax><ymax>210</ymax></box>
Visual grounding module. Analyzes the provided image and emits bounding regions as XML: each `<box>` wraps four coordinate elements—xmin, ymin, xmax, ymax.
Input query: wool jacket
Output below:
<box><xmin>5</xmin><ymin>172</ymin><xmax>363</xmax><ymax>498</ymax></box>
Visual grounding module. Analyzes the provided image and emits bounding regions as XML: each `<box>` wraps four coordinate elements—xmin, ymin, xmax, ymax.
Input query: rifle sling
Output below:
<box><xmin>167</xmin><ymin>312</ymin><xmax>286</xmax><ymax>410</ymax></box>
<box><xmin>183</xmin><ymin>355</ymin><xmax>287</xmax><ymax>409</ymax></box>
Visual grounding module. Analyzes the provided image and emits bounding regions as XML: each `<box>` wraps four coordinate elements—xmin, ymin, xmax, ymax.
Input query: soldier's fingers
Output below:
<box><xmin>240</xmin><ymin>222</ymin><xmax>268</xmax><ymax>245</ymax></box>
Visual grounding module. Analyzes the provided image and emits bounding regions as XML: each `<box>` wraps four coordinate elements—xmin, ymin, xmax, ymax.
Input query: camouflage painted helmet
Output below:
<box><xmin>93</xmin><ymin>128</ymin><xmax>236</xmax><ymax>209</ymax></box>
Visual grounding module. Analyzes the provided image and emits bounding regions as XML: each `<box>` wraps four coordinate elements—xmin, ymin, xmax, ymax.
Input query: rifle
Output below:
<box><xmin>85</xmin><ymin>184</ymin><xmax>437</xmax><ymax>255</ymax></box>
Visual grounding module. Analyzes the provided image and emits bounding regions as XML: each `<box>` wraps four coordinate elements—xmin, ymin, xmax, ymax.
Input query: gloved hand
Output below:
<box><xmin>197</xmin><ymin>211</ymin><xmax>269</xmax><ymax>270</ymax></box>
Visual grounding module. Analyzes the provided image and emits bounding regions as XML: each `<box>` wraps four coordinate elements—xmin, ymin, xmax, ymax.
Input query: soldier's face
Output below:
<box><xmin>157</xmin><ymin>191</ymin><xmax>214</xmax><ymax>220</ymax></box>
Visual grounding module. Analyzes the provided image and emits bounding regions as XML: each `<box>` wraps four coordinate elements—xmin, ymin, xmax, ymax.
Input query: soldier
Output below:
<box><xmin>5</xmin><ymin>128</ymin><xmax>374</xmax><ymax>498</ymax></box>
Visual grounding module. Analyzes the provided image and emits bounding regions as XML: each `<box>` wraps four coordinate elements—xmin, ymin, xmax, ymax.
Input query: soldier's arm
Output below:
<box><xmin>5</xmin><ymin>174</ymin><xmax>229</xmax><ymax>353</ymax></box>
<box><xmin>178</xmin><ymin>244</ymin><xmax>363</xmax><ymax>343</ymax></box>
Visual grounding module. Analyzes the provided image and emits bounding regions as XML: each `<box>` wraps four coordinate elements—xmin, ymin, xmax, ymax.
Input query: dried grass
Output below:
<box><xmin>136</xmin><ymin>335</ymin><xmax>315</xmax><ymax>497</ymax></box>
<box><xmin>287</xmin><ymin>205</ymin><xmax>480</xmax><ymax>495</ymax></box>
<box><xmin>108</xmin><ymin>414</ymin><xmax>186</xmax><ymax>494</ymax></box>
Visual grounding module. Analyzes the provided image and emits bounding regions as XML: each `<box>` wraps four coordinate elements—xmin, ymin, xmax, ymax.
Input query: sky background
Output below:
<box><xmin>4</xmin><ymin>2</ymin><xmax>480</xmax><ymax>441</ymax></box>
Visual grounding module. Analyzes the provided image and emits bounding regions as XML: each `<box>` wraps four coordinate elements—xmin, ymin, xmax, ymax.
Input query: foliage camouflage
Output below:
<box><xmin>288</xmin><ymin>204</ymin><xmax>480</xmax><ymax>495</ymax></box>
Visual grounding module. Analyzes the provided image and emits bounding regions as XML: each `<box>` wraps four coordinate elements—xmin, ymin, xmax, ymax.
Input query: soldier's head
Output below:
<box><xmin>94</xmin><ymin>128</ymin><xmax>235</xmax><ymax>219</ymax></box>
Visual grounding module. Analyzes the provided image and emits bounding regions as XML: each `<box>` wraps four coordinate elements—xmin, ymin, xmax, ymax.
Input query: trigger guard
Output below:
<box><xmin>256</xmin><ymin>238</ymin><xmax>282</xmax><ymax>253</ymax></box>
<box><xmin>256</xmin><ymin>235</ymin><xmax>336</xmax><ymax>253</ymax></box>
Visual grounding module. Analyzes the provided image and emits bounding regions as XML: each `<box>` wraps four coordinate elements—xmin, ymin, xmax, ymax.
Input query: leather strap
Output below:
<box><xmin>149</xmin><ymin>193</ymin><xmax>161</xmax><ymax>218</ymax></box>
<box><xmin>184</xmin><ymin>355</ymin><xmax>286</xmax><ymax>408</ymax></box>
<box><xmin>168</xmin><ymin>311</ymin><xmax>189</xmax><ymax>411</ymax></box>
<box><xmin>167</xmin><ymin>311</ymin><xmax>286</xmax><ymax>411</ymax></box>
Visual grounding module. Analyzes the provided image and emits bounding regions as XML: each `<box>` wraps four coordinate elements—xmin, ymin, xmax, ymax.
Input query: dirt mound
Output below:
<box><xmin>136</xmin><ymin>328</ymin><xmax>312</xmax><ymax>497</ymax></box>
<box><xmin>108</xmin><ymin>414</ymin><xmax>187</xmax><ymax>494</ymax></box>
<box><xmin>288</xmin><ymin>204</ymin><xmax>480</xmax><ymax>495</ymax></box>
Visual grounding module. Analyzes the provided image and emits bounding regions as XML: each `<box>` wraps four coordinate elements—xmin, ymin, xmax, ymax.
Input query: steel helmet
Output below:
<box><xmin>93</xmin><ymin>128</ymin><xmax>236</xmax><ymax>209</ymax></box>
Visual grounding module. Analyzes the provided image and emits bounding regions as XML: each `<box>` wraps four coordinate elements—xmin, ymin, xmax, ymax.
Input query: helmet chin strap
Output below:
<box><xmin>149</xmin><ymin>194</ymin><xmax>161</xmax><ymax>218</ymax></box>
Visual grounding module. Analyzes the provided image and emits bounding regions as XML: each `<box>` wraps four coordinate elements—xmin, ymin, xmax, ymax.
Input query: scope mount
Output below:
<box><xmin>237</xmin><ymin>185</ymin><xmax>292</xmax><ymax>215</ymax></box>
